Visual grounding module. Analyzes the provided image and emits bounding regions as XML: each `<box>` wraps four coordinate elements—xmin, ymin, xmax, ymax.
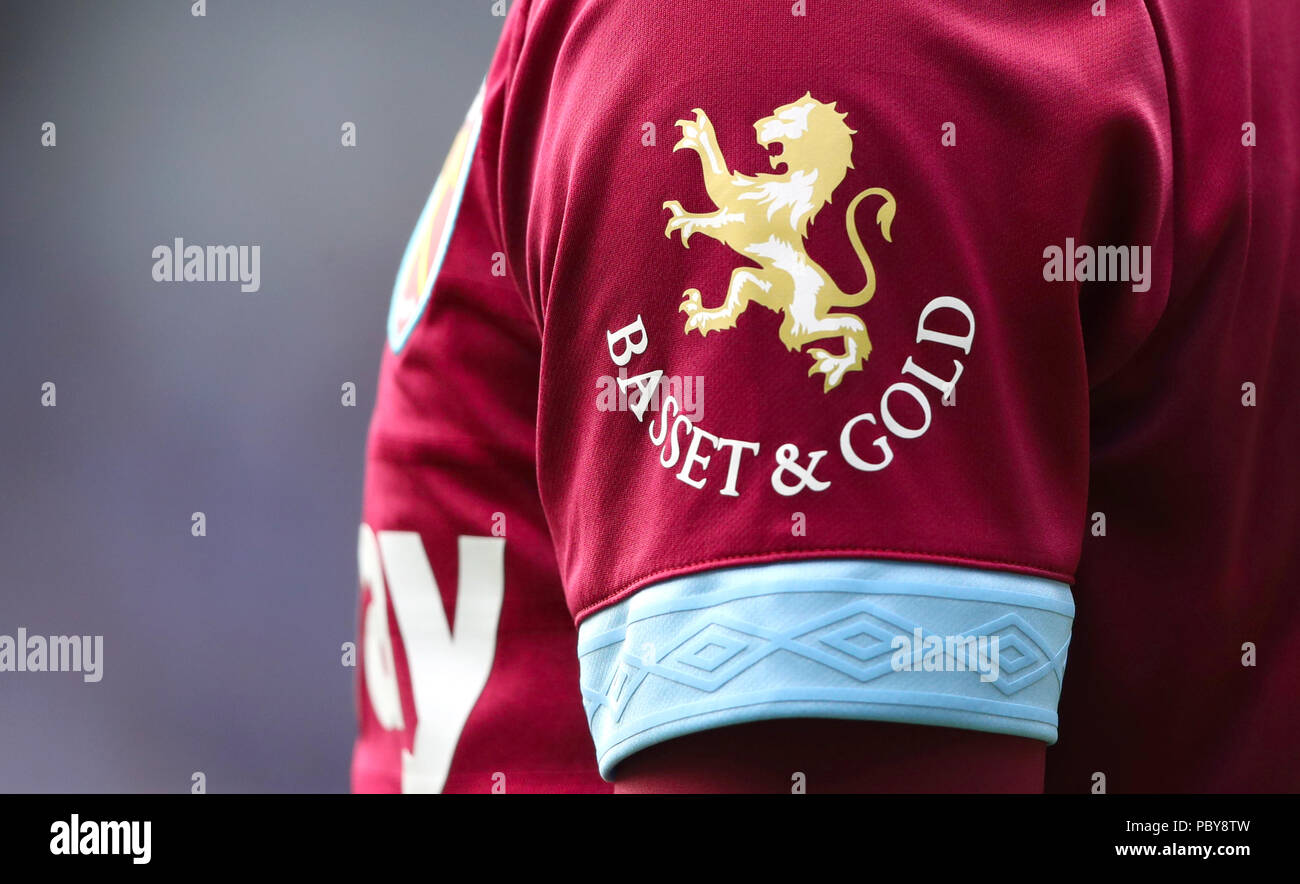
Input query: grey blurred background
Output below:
<box><xmin>0</xmin><ymin>0</ymin><xmax>503</xmax><ymax>792</ymax></box>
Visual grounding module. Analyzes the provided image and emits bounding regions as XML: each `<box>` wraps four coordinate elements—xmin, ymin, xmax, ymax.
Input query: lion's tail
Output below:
<box><xmin>842</xmin><ymin>187</ymin><xmax>896</xmax><ymax>307</ymax></box>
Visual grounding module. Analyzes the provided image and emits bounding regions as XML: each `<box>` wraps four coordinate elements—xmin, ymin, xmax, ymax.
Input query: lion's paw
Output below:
<box><xmin>663</xmin><ymin>204</ymin><xmax>697</xmax><ymax>245</ymax></box>
<box><xmin>807</xmin><ymin>349</ymin><xmax>850</xmax><ymax>392</ymax></box>
<box><xmin>681</xmin><ymin>291</ymin><xmax>717</xmax><ymax>335</ymax></box>
<box><xmin>673</xmin><ymin>109</ymin><xmax>713</xmax><ymax>153</ymax></box>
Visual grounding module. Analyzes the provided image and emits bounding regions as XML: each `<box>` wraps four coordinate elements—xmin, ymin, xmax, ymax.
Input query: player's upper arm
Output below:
<box><xmin>494</xmin><ymin>0</ymin><xmax>1171</xmax><ymax>782</ymax></box>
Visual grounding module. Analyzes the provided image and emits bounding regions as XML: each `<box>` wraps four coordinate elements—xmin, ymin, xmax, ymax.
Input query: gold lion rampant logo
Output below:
<box><xmin>663</xmin><ymin>93</ymin><xmax>896</xmax><ymax>392</ymax></box>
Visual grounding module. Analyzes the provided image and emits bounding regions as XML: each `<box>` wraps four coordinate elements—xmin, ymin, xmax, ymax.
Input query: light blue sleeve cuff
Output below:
<box><xmin>577</xmin><ymin>558</ymin><xmax>1074</xmax><ymax>781</ymax></box>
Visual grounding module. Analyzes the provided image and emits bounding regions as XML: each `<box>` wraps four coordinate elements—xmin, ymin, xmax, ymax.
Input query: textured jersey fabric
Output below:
<box><xmin>353</xmin><ymin>0</ymin><xmax>1299</xmax><ymax>793</ymax></box>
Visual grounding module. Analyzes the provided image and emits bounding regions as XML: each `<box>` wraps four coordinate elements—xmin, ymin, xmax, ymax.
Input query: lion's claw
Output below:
<box><xmin>663</xmin><ymin>201</ymin><xmax>694</xmax><ymax>243</ymax></box>
<box><xmin>681</xmin><ymin>290</ymin><xmax>707</xmax><ymax>333</ymax></box>
<box><xmin>807</xmin><ymin>348</ymin><xmax>852</xmax><ymax>391</ymax></box>
<box><xmin>674</xmin><ymin>109</ymin><xmax>713</xmax><ymax>153</ymax></box>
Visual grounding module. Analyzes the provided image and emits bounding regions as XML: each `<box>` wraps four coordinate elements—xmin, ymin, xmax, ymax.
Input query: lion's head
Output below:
<box><xmin>753</xmin><ymin>93</ymin><xmax>856</xmax><ymax>231</ymax></box>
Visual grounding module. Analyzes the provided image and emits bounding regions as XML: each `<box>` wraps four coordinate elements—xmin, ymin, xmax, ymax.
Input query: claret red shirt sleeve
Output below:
<box><xmin>355</xmin><ymin>0</ymin><xmax>1300</xmax><ymax>793</ymax></box>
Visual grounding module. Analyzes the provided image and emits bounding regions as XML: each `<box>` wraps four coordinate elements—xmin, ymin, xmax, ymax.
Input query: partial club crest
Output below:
<box><xmin>387</xmin><ymin>82</ymin><xmax>486</xmax><ymax>353</ymax></box>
